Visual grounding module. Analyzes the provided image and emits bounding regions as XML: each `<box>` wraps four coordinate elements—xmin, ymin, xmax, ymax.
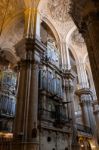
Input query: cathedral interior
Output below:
<box><xmin>0</xmin><ymin>0</ymin><xmax>99</xmax><ymax>150</ymax></box>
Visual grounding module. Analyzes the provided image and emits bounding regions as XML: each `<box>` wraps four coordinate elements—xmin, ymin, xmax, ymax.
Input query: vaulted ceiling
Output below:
<box><xmin>0</xmin><ymin>0</ymin><xmax>88</xmax><ymax>65</ymax></box>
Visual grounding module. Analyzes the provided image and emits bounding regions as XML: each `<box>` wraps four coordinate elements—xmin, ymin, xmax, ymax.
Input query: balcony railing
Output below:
<box><xmin>76</xmin><ymin>124</ymin><xmax>92</xmax><ymax>134</ymax></box>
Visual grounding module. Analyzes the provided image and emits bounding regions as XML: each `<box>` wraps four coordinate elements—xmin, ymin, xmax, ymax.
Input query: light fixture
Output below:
<box><xmin>0</xmin><ymin>132</ymin><xmax>13</xmax><ymax>138</ymax></box>
<box><xmin>4</xmin><ymin>133</ymin><xmax>13</xmax><ymax>138</ymax></box>
<box><xmin>81</xmin><ymin>144</ymin><xmax>84</xmax><ymax>148</ymax></box>
<box><xmin>91</xmin><ymin>144</ymin><xmax>96</xmax><ymax>149</ymax></box>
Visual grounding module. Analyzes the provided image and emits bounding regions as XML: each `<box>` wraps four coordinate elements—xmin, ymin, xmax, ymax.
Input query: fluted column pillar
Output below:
<box><xmin>80</xmin><ymin>101</ymin><xmax>90</xmax><ymax>127</ymax></box>
<box><xmin>36</xmin><ymin>12</ymin><xmax>41</xmax><ymax>40</ymax></box>
<box><xmin>82</xmin><ymin>14</ymin><xmax>99</xmax><ymax>102</ymax></box>
<box><xmin>93</xmin><ymin>103</ymin><xmax>99</xmax><ymax>143</ymax></box>
<box><xmin>76</xmin><ymin>88</ymin><xmax>96</xmax><ymax>134</ymax></box>
<box><xmin>13</xmin><ymin>39</ymin><xmax>40</xmax><ymax>150</ymax></box>
<box><xmin>27</xmin><ymin>61</ymin><xmax>39</xmax><ymax>150</ymax></box>
<box><xmin>77</xmin><ymin>62</ymin><xmax>89</xmax><ymax>89</ymax></box>
<box><xmin>76</xmin><ymin>88</ymin><xmax>99</xmax><ymax>149</ymax></box>
<box><xmin>77</xmin><ymin>92</ymin><xmax>90</xmax><ymax>127</ymax></box>
<box><xmin>61</xmin><ymin>42</ymin><xmax>71</xmax><ymax>70</ymax></box>
<box><xmin>70</xmin><ymin>0</ymin><xmax>99</xmax><ymax>102</ymax></box>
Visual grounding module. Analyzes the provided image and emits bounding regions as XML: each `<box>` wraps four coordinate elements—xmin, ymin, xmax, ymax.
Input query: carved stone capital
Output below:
<box><xmin>76</xmin><ymin>88</ymin><xmax>93</xmax><ymax>106</ymax></box>
<box><xmin>75</xmin><ymin>88</ymin><xmax>93</xmax><ymax>96</ymax></box>
<box><xmin>15</xmin><ymin>38</ymin><xmax>46</xmax><ymax>65</ymax></box>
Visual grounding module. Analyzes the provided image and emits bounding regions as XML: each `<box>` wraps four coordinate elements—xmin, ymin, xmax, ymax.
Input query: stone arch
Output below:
<box><xmin>66</xmin><ymin>25</ymin><xmax>76</xmax><ymax>47</ymax></box>
<box><xmin>83</xmin><ymin>53</ymin><xmax>88</xmax><ymax>63</ymax></box>
<box><xmin>66</xmin><ymin>25</ymin><xmax>79</xmax><ymax>65</ymax></box>
<box><xmin>41</xmin><ymin>17</ymin><xmax>61</xmax><ymax>50</ymax></box>
<box><xmin>41</xmin><ymin>17</ymin><xmax>63</xmax><ymax>65</ymax></box>
<box><xmin>68</xmin><ymin>44</ymin><xmax>79</xmax><ymax>64</ymax></box>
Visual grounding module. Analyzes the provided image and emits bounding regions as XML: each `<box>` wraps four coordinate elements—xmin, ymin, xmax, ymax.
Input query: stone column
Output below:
<box><xmin>77</xmin><ymin>62</ymin><xmax>89</xmax><ymax>89</ymax></box>
<box><xmin>36</xmin><ymin>12</ymin><xmax>41</xmax><ymax>40</ymax></box>
<box><xmin>86</xmin><ymin>13</ymin><xmax>99</xmax><ymax>69</ymax></box>
<box><xmin>76</xmin><ymin>88</ymin><xmax>96</xmax><ymax>134</ymax></box>
<box><xmin>61</xmin><ymin>42</ymin><xmax>71</xmax><ymax>70</ymax></box>
<box><xmin>13</xmin><ymin>60</ymin><xmax>31</xmax><ymax>139</ymax></box>
<box><xmin>82</xmin><ymin>13</ymin><xmax>99</xmax><ymax>102</ymax></box>
<box><xmin>27</xmin><ymin>62</ymin><xmax>40</xmax><ymax>150</ymax></box>
<box><xmin>80</xmin><ymin>101</ymin><xmax>90</xmax><ymax>127</ymax></box>
<box><xmin>70</xmin><ymin>0</ymin><xmax>99</xmax><ymax>102</ymax></box>
<box><xmin>76</xmin><ymin>90</ymin><xmax>90</xmax><ymax>127</ymax></box>
<box><xmin>13</xmin><ymin>39</ymin><xmax>40</xmax><ymax>150</ymax></box>
<box><xmin>93</xmin><ymin>103</ymin><xmax>99</xmax><ymax>143</ymax></box>
<box><xmin>65</xmin><ymin>70</ymin><xmax>80</xmax><ymax>150</ymax></box>
<box><xmin>76</xmin><ymin>88</ymin><xmax>99</xmax><ymax>149</ymax></box>
<box><xmin>65</xmin><ymin>45</ymin><xmax>71</xmax><ymax>70</ymax></box>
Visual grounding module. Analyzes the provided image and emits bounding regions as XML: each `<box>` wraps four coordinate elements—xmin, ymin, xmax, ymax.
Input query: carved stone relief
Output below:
<box><xmin>48</xmin><ymin>0</ymin><xmax>70</xmax><ymax>22</ymax></box>
<box><xmin>71</xmin><ymin>29</ymin><xmax>85</xmax><ymax>47</ymax></box>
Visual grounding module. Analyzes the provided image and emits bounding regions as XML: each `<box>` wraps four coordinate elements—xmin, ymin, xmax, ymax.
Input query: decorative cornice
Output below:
<box><xmin>15</xmin><ymin>38</ymin><xmax>46</xmax><ymax>60</ymax></box>
<box><xmin>75</xmin><ymin>88</ymin><xmax>93</xmax><ymax>96</ymax></box>
<box><xmin>75</xmin><ymin>88</ymin><xmax>94</xmax><ymax>105</ymax></box>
